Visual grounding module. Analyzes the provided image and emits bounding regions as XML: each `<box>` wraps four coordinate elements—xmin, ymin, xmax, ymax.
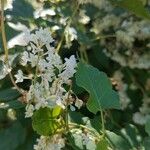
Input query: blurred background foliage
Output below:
<box><xmin>0</xmin><ymin>0</ymin><xmax>150</xmax><ymax>149</ymax></box>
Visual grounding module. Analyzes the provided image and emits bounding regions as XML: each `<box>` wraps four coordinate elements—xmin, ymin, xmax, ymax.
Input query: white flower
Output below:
<box><xmin>34</xmin><ymin>8</ymin><xmax>56</xmax><ymax>19</ymax></box>
<box><xmin>79</xmin><ymin>10</ymin><xmax>90</xmax><ymax>25</ymax></box>
<box><xmin>25</xmin><ymin>104</ymin><xmax>34</xmax><ymax>118</ymax></box>
<box><xmin>34</xmin><ymin>134</ymin><xmax>65</xmax><ymax>150</ymax></box>
<box><xmin>65</xmin><ymin>27</ymin><xmax>77</xmax><ymax>41</ymax></box>
<box><xmin>14</xmin><ymin>70</ymin><xmax>24</xmax><ymax>83</ymax></box>
<box><xmin>21</xmin><ymin>51</ymin><xmax>29</xmax><ymax>66</ymax></box>
<box><xmin>82</xmin><ymin>133</ymin><xmax>96</xmax><ymax>150</ymax></box>
<box><xmin>30</xmin><ymin>42</ymin><xmax>43</xmax><ymax>54</ymax></box>
<box><xmin>42</xmin><ymin>69</ymin><xmax>55</xmax><ymax>82</ymax></box>
<box><xmin>46</xmin><ymin>95</ymin><xmax>57</xmax><ymax>108</ymax></box>
<box><xmin>38</xmin><ymin>59</ymin><xmax>48</xmax><ymax>72</ymax></box>
<box><xmin>116</xmin><ymin>30</ymin><xmax>134</xmax><ymax>48</ymax></box>
<box><xmin>71</xmin><ymin>128</ymin><xmax>96</xmax><ymax>150</ymax></box>
<box><xmin>78</xmin><ymin>0</ymin><xmax>92</xmax><ymax>4</ymax></box>
<box><xmin>56</xmin><ymin>97</ymin><xmax>65</xmax><ymax>109</ymax></box>
<box><xmin>65</xmin><ymin>27</ymin><xmax>77</xmax><ymax>48</ymax></box>
<box><xmin>35</xmin><ymin>28</ymin><xmax>54</xmax><ymax>46</ymax></box>
<box><xmin>26</xmin><ymin>85</ymin><xmax>34</xmax><ymax>102</ymax></box>
<box><xmin>59</xmin><ymin>17</ymin><xmax>68</xmax><ymax>26</ymax></box>
<box><xmin>35</xmin><ymin>98</ymin><xmax>48</xmax><ymax>110</ymax></box>
<box><xmin>75</xmin><ymin>99</ymin><xmax>83</xmax><ymax>109</ymax></box>
<box><xmin>29</xmin><ymin>53</ymin><xmax>38</xmax><ymax>67</ymax></box>
<box><xmin>0</xmin><ymin>62</ymin><xmax>11</xmax><ymax>80</ymax></box>
<box><xmin>133</xmin><ymin>112</ymin><xmax>148</xmax><ymax>125</ymax></box>
<box><xmin>70</xmin><ymin>105</ymin><xmax>76</xmax><ymax>111</ymax></box>
<box><xmin>59</xmin><ymin>55</ymin><xmax>77</xmax><ymax>82</ymax></box>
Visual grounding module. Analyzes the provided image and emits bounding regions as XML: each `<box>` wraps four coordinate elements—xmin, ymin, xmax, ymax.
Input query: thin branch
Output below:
<box><xmin>0</xmin><ymin>0</ymin><xmax>23</xmax><ymax>94</ymax></box>
<box><xmin>56</xmin><ymin>2</ymin><xmax>80</xmax><ymax>53</ymax></box>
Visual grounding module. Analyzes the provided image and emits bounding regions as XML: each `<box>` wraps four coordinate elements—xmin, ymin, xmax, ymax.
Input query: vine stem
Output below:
<box><xmin>92</xmin><ymin>35</ymin><xmax>116</xmax><ymax>41</ymax></box>
<box><xmin>100</xmin><ymin>109</ymin><xmax>106</xmax><ymax>137</ymax></box>
<box><xmin>1</xmin><ymin>0</ymin><xmax>8</xmax><ymax>62</ymax></box>
<box><xmin>0</xmin><ymin>0</ymin><xmax>23</xmax><ymax>94</ymax></box>
<box><xmin>65</xmin><ymin>83</ymin><xmax>72</xmax><ymax>132</ymax></box>
<box><xmin>56</xmin><ymin>1</ymin><xmax>80</xmax><ymax>53</ymax></box>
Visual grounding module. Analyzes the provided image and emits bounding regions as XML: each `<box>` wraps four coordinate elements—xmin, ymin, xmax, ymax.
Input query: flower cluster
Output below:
<box><xmin>111</xmin><ymin>71</ymin><xmax>130</xmax><ymax>110</ymax></box>
<box><xmin>133</xmin><ymin>97</ymin><xmax>150</xmax><ymax>125</ymax></box>
<box><xmin>34</xmin><ymin>134</ymin><xmax>65</xmax><ymax>150</ymax></box>
<box><xmin>70</xmin><ymin>128</ymin><xmax>97</xmax><ymax>150</ymax></box>
<box><xmin>14</xmin><ymin>28</ymin><xmax>81</xmax><ymax>117</ymax></box>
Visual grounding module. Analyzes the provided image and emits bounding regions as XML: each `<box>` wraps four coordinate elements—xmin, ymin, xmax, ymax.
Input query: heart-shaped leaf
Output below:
<box><xmin>75</xmin><ymin>62</ymin><xmax>120</xmax><ymax>114</ymax></box>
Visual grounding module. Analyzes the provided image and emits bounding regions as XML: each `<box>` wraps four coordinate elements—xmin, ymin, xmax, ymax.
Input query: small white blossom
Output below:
<box><xmin>65</xmin><ymin>27</ymin><xmax>77</xmax><ymax>41</ymax></box>
<box><xmin>78</xmin><ymin>0</ymin><xmax>92</xmax><ymax>4</ymax></box>
<box><xmin>29</xmin><ymin>53</ymin><xmax>38</xmax><ymax>67</ymax></box>
<box><xmin>34</xmin><ymin>134</ymin><xmax>65</xmax><ymax>150</ymax></box>
<box><xmin>25</xmin><ymin>104</ymin><xmax>34</xmax><ymax>118</ymax></box>
<box><xmin>133</xmin><ymin>112</ymin><xmax>149</xmax><ymax>125</ymax></box>
<box><xmin>35</xmin><ymin>98</ymin><xmax>48</xmax><ymax>110</ymax></box>
<box><xmin>0</xmin><ymin>62</ymin><xmax>11</xmax><ymax>80</ymax></box>
<box><xmin>70</xmin><ymin>105</ymin><xmax>76</xmax><ymax>111</ymax></box>
<box><xmin>14</xmin><ymin>70</ymin><xmax>24</xmax><ymax>83</ymax></box>
<box><xmin>65</xmin><ymin>27</ymin><xmax>77</xmax><ymax>48</ymax></box>
<box><xmin>59</xmin><ymin>55</ymin><xmax>77</xmax><ymax>82</ymax></box>
<box><xmin>79</xmin><ymin>10</ymin><xmax>90</xmax><ymax>25</ymax></box>
<box><xmin>75</xmin><ymin>99</ymin><xmax>83</xmax><ymax>109</ymax></box>
<box><xmin>35</xmin><ymin>28</ymin><xmax>54</xmax><ymax>46</ymax></box>
<box><xmin>21</xmin><ymin>51</ymin><xmax>29</xmax><ymax>66</ymax></box>
<box><xmin>70</xmin><ymin>128</ymin><xmax>96</xmax><ymax>150</ymax></box>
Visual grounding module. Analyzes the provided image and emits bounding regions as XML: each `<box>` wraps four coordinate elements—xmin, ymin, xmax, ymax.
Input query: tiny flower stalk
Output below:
<box><xmin>56</xmin><ymin>1</ymin><xmax>80</xmax><ymax>53</ymax></box>
<box><xmin>0</xmin><ymin>0</ymin><xmax>8</xmax><ymax>62</ymax></box>
<box><xmin>100</xmin><ymin>109</ymin><xmax>106</xmax><ymax>137</ymax></box>
<box><xmin>65</xmin><ymin>83</ymin><xmax>72</xmax><ymax>132</ymax></box>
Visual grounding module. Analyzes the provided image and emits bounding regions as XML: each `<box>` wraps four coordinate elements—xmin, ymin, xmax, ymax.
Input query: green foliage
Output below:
<box><xmin>106</xmin><ymin>131</ymin><xmax>132</xmax><ymax>150</ymax></box>
<box><xmin>121</xmin><ymin>124</ymin><xmax>140</xmax><ymax>148</ymax></box>
<box><xmin>32</xmin><ymin>107</ymin><xmax>62</xmax><ymax>136</ymax></box>
<box><xmin>145</xmin><ymin>119</ymin><xmax>150</xmax><ymax>136</ymax></box>
<box><xmin>66</xmin><ymin>132</ymin><xmax>83</xmax><ymax>150</ymax></box>
<box><xmin>0</xmin><ymin>88</ymin><xmax>20</xmax><ymax>102</ymax></box>
<box><xmin>75</xmin><ymin>62</ymin><xmax>120</xmax><ymax>114</ymax></box>
<box><xmin>112</xmin><ymin>0</ymin><xmax>150</xmax><ymax>20</ymax></box>
<box><xmin>7</xmin><ymin>100</ymin><xmax>25</xmax><ymax>109</ymax></box>
<box><xmin>0</xmin><ymin>0</ymin><xmax>149</xmax><ymax>149</ymax></box>
<box><xmin>7</xmin><ymin>0</ymin><xmax>34</xmax><ymax>18</ymax></box>
<box><xmin>143</xmin><ymin>137</ymin><xmax>150</xmax><ymax>150</ymax></box>
<box><xmin>0</xmin><ymin>122</ymin><xmax>26</xmax><ymax>150</ymax></box>
<box><xmin>96</xmin><ymin>139</ymin><xmax>108</xmax><ymax>150</ymax></box>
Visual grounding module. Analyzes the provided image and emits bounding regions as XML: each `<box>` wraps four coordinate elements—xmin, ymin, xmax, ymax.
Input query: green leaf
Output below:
<box><xmin>52</xmin><ymin>105</ymin><xmax>62</xmax><ymax>117</ymax></box>
<box><xmin>7</xmin><ymin>0</ymin><xmax>34</xmax><ymax>18</ymax></box>
<box><xmin>96</xmin><ymin>139</ymin><xmax>108</xmax><ymax>150</ymax></box>
<box><xmin>145</xmin><ymin>119</ymin><xmax>150</xmax><ymax>136</ymax></box>
<box><xmin>67</xmin><ymin>132</ymin><xmax>83</xmax><ymax>150</ymax></box>
<box><xmin>121</xmin><ymin>124</ymin><xmax>140</xmax><ymax>148</ymax></box>
<box><xmin>0</xmin><ymin>88</ymin><xmax>20</xmax><ymax>102</ymax></box>
<box><xmin>143</xmin><ymin>137</ymin><xmax>150</xmax><ymax>150</ymax></box>
<box><xmin>106</xmin><ymin>131</ymin><xmax>132</xmax><ymax>150</ymax></box>
<box><xmin>112</xmin><ymin>0</ymin><xmax>150</xmax><ymax>20</ymax></box>
<box><xmin>75</xmin><ymin>62</ymin><xmax>120</xmax><ymax>114</ymax></box>
<box><xmin>7</xmin><ymin>100</ymin><xmax>25</xmax><ymax>109</ymax></box>
<box><xmin>32</xmin><ymin>107</ymin><xmax>62</xmax><ymax>136</ymax></box>
<box><xmin>0</xmin><ymin>122</ymin><xmax>26</xmax><ymax>150</ymax></box>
